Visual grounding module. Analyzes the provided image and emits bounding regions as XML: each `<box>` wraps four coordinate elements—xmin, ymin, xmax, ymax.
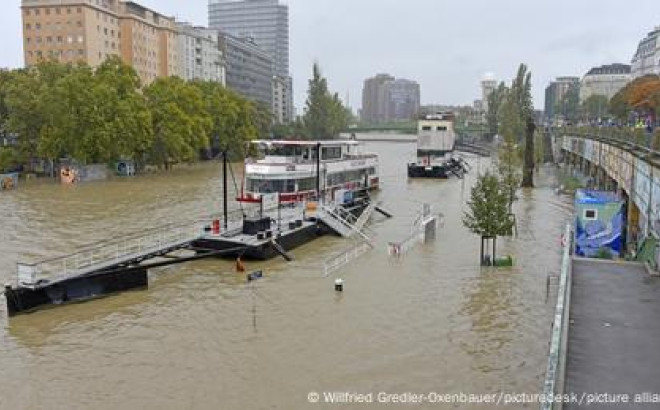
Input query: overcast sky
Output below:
<box><xmin>2</xmin><ymin>0</ymin><xmax>659</xmax><ymax>112</ymax></box>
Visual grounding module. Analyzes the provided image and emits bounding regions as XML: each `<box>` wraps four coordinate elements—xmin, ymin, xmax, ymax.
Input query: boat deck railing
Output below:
<box><xmin>16</xmin><ymin>220</ymin><xmax>212</xmax><ymax>289</ymax></box>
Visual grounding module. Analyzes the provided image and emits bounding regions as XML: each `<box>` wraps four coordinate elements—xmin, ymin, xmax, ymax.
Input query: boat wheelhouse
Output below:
<box><xmin>239</xmin><ymin>140</ymin><xmax>379</xmax><ymax>203</ymax></box>
<box><xmin>408</xmin><ymin>112</ymin><xmax>467</xmax><ymax>178</ymax></box>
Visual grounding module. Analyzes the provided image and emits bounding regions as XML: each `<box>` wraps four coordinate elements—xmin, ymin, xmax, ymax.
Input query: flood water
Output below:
<box><xmin>0</xmin><ymin>138</ymin><xmax>573</xmax><ymax>409</ymax></box>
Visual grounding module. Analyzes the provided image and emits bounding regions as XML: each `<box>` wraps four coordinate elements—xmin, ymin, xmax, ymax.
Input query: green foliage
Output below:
<box><xmin>497</xmin><ymin>87</ymin><xmax>523</xmax><ymax>209</ymax></box>
<box><xmin>0</xmin><ymin>146</ymin><xmax>15</xmax><ymax>172</ymax></box>
<box><xmin>486</xmin><ymin>82</ymin><xmax>507</xmax><ymax>137</ymax></box>
<box><xmin>463</xmin><ymin>171</ymin><xmax>515</xmax><ymax>238</ymax></box>
<box><xmin>581</xmin><ymin>94</ymin><xmax>609</xmax><ymax>121</ymax></box>
<box><xmin>144</xmin><ymin>77</ymin><xmax>211</xmax><ymax>167</ymax></box>
<box><xmin>555</xmin><ymin>83</ymin><xmax>580</xmax><ymax>122</ymax></box>
<box><xmin>594</xmin><ymin>247</ymin><xmax>613</xmax><ymax>260</ymax></box>
<box><xmin>0</xmin><ymin>59</ymin><xmax>264</xmax><ymax>169</ymax></box>
<box><xmin>302</xmin><ymin>63</ymin><xmax>350</xmax><ymax>139</ymax></box>
<box><xmin>192</xmin><ymin>80</ymin><xmax>258</xmax><ymax>156</ymax></box>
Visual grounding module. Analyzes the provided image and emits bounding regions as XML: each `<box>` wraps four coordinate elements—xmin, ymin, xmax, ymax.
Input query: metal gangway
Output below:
<box><xmin>16</xmin><ymin>221</ymin><xmax>206</xmax><ymax>289</ymax></box>
<box><xmin>317</xmin><ymin>203</ymin><xmax>374</xmax><ymax>242</ymax></box>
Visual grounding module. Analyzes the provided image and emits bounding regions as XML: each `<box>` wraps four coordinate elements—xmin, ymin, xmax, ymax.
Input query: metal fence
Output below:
<box><xmin>541</xmin><ymin>224</ymin><xmax>573</xmax><ymax>410</ymax></box>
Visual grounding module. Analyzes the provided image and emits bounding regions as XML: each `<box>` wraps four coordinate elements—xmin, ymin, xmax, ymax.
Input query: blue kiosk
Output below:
<box><xmin>574</xmin><ymin>189</ymin><xmax>624</xmax><ymax>258</ymax></box>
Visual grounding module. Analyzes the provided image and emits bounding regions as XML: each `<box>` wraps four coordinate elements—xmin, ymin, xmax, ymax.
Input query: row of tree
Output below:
<box><xmin>609</xmin><ymin>74</ymin><xmax>660</xmax><ymax>122</ymax></box>
<box><xmin>0</xmin><ymin>58</ymin><xmax>352</xmax><ymax>173</ymax></box>
<box><xmin>0</xmin><ymin>57</ymin><xmax>266</xmax><ymax>171</ymax></box>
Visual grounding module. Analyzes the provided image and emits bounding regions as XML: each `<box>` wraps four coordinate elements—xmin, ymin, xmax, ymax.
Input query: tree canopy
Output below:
<box><xmin>463</xmin><ymin>171</ymin><xmax>515</xmax><ymax>238</ymax></box>
<box><xmin>609</xmin><ymin>74</ymin><xmax>660</xmax><ymax>121</ymax></box>
<box><xmin>302</xmin><ymin>63</ymin><xmax>350</xmax><ymax>139</ymax></box>
<box><xmin>0</xmin><ymin>59</ymin><xmax>266</xmax><ymax>169</ymax></box>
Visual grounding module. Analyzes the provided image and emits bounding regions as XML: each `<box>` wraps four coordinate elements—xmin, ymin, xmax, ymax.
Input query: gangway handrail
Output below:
<box><xmin>318</xmin><ymin>204</ymin><xmax>372</xmax><ymax>242</ymax></box>
<box><xmin>17</xmin><ymin>222</ymin><xmax>206</xmax><ymax>287</ymax></box>
<box><xmin>541</xmin><ymin>223</ymin><xmax>572</xmax><ymax>410</ymax></box>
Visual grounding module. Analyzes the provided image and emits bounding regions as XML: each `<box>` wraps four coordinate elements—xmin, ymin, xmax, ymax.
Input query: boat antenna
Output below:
<box><xmin>223</xmin><ymin>148</ymin><xmax>229</xmax><ymax>230</ymax></box>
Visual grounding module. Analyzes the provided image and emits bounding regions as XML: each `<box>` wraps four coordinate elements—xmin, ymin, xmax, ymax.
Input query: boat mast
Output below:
<box><xmin>316</xmin><ymin>142</ymin><xmax>321</xmax><ymax>203</ymax></box>
<box><xmin>223</xmin><ymin>149</ymin><xmax>229</xmax><ymax>230</ymax></box>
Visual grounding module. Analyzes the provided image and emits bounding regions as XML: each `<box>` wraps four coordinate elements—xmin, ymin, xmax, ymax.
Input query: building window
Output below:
<box><xmin>67</xmin><ymin>36</ymin><xmax>73</xmax><ymax>44</ymax></box>
<box><xmin>56</xmin><ymin>8</ymin><xmax>61</xmax><ymax>14</ymax></box>
<box><xmin>77</xmin><ymin>7</ymin><xmax>82</xmax><ymax>13</ymax></box>
<box><xmin>46</xmin><ymin>36</ymin><xmax>52</xmax><ymax>44</ymax></box>
<box><xmin>78</xmin><ymin>49</ymin><xmax>84</xmax><ymax>56</ymax></box>
<box><xmin>36</xmin><ymin>37</ymin><xmax>42</xmax><ymax>44</ymax></box>
<box><xmin>77</xmin><ymin>21</ymin><xmax>82</xmax><ymax>28</ymax></box>
<box><xmin>67</xmin><ymin>8</ymin><xmax>71</xmax><ymax>14</ymax></box>
<box><xmin>24</xmin><ymin>9</ymin><xmax>30</xmax><ymax>16</ymax></box>
<box><xmin>35</xmin><ymin>23</ymin><xmax>41</xmax><ymax>30</ymax></box>
<box><xmin>45</xmin><ymin>8</ymin><xmax>50</xmax><ymax>15</ymax></box>
<box><xmin>77</xmin><ymin>35</ymin><xmax>84</xmax><ymax>43</ymax></box>
<box><xmin>25</xmin><ymin>37</ymin><xmax>31</xmax><ymax>44</ymax></box>
<box><xmin>57</xmin><ymin>36</ymin><xmax>62</xmax><ymax>44</ymax></box>
<box><xmin>35</xmin><ymin>9</ymin><xmax>40</xmax><ymax>16</ymax></box>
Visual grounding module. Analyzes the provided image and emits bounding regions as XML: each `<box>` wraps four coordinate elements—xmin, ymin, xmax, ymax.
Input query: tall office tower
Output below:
<box><xmin>209</xmin><ymin>0</ymin><xmax>292</xmax><ymax>122</ymax></box>
<box><xmin>361</xmin><ymin>74</ymin><xmax>395</xmax><ymax>124</ymax></box>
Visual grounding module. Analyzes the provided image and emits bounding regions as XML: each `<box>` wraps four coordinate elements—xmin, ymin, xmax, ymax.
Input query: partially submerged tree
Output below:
<box><xmin>303</xmin><ymin>63</ymin><xmax>350</xmax><ymax>139</ymax></box>
<box><xmin>463</xmin><ymin>171</ymin><xmax>515</xmax><ymax>265</ymax></box>
<box><xmin>486</xmin><ymin>82</ymin><xmax>507</xmax><ymax>138</ymax></box>
<box><xmin>508</xmin><ymin>64</ymin><xmax>535</xmax><ymax>188</ymax></box>
<box><xmin>497</xmin><ymin>88</ymin><xmax>523</xmax><ymax>212</ymax></box>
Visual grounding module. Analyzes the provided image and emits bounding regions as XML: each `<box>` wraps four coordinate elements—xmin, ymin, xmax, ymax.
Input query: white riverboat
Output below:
<box><xmin>408</xmin><ymin>112</ymin><xmax>467</xmax><ymax>178</ymax></box>
<box><xmin>238</xmin><ymin>140</ymin><xmax>379</xmax><ymax>204</ymax></box>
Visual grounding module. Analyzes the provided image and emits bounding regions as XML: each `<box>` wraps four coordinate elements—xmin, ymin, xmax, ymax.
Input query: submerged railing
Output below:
<box><xmin>541</xmin><ymin>223</ymin><xmax>573</xmax><ymax>410</ymax></box>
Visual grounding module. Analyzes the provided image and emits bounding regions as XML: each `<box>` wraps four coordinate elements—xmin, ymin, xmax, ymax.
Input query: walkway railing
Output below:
<box><xmin>323</xmin><ymin>241</ymin><xmax>372</xmax><ymax>277</ymax></box>
<box><xmin>541</xmin><ymin>224</ymin><xmax>573</xmax><ymax>410</ymax></box>
<box><xmin>17</xmin><ymin>221</ymin><xmax>207</xmax><ymax>288</ymax></box>
<box><xmin>558</xmin><ymin>126</ymin><xmax>660</xmax><ymax>159</ymax></box>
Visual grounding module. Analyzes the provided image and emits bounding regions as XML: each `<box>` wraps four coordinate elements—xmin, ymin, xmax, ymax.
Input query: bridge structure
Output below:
<box><xmin>556</xmin><ymin>130</ymin><xmax>660</xmax><ymax>260</ymax></box>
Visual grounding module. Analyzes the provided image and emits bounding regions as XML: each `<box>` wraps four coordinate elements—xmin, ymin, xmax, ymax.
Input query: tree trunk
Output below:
<box><xmin>522</xmin><ymin>119</ymin><xmax>535</xmax><ymax>187</ymax></box>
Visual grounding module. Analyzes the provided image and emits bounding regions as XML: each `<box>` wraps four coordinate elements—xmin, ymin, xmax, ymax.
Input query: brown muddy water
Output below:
<box><xmin>0</xmin><ymin>138</ymin><xmax>573</xmax><ymax>409</ymax></box>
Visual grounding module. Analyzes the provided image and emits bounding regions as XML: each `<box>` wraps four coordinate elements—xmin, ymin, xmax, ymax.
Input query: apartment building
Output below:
<box><xmin>21</xmin><ymin>0</ymin><xmax>180</xmax><ymax>85</ymax></box>
<box><xmin>177</xmin><ymin>23</ymin><xmax>225</xmax><ymax>84</ymax></box>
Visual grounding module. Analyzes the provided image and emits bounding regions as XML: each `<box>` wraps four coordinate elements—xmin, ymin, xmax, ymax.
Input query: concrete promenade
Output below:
<box><xmin>565</xmin><ymin>258</ymin><xmax>660</xmax><ymax>409</ymax></box>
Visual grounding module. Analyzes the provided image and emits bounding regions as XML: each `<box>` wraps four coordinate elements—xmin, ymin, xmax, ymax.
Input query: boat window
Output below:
<box><xmin>297</xmin><ymin>177</ymin><xmax>316</xmax><ymax>191</ymax></box>
<box><xmin>265</xmin><ymin>145</ymin><xmax>302</xmax><ymax>157</ymax></box>
<box><xmin>421</xmin><ymin>126</ymin><xmax>432</xmax><ymax>131</ymax></box>
<box><xmin>327</xmin><ymin>170</ymin><xmax>367</xmax><ymax>187</ymax></box>
<box><xmin>367</xmin><ymin>167</ymin><xmax>376</xmax><ymax>175</ymax></box>
<box><xmin>437</xmin><ymin>126</ymin><xmax>447</xmax><ymax>131</ymax></box>
<box><xmin>322</xmin><ymin>146</ymin><xmax>342</xmax><ymax>160</ymax></box>
<box><xmin>246</xmin><ymin>178</ymin><xmax>296</xmax><ymax>193</ymax></box>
